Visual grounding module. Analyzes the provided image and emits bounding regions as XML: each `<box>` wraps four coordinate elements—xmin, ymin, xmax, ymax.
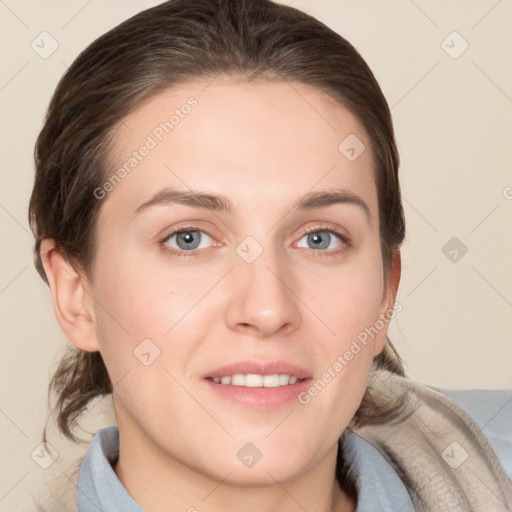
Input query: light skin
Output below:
<box><xmin>41</xmin><ymin>75</ymin><xmax>401</xmax><ymax>512</ymax></box>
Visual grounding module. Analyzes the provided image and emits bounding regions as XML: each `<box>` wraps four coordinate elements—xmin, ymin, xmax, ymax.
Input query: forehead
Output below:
<box><xmin>101</xmin><ymin>77</ymin><xmax>377</xmax><ymax>221</ymax></box>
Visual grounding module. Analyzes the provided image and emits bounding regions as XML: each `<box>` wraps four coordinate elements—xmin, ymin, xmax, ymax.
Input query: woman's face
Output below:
<box><xmin>87</xmin><ymin>76</ymin><xmax>399</xmax><ymax>485</ymax></box>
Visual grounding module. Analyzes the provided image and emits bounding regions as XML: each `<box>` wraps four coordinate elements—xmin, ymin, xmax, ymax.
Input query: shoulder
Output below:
<box><xmin>342</xmin><ymin>381</ymin><xmax>512</xmax><ymax>511</ymax></box>
<box><xmin>432</xmin><ymin>386</ymin><xmax>512</xmax><ymax>481</ymax></box>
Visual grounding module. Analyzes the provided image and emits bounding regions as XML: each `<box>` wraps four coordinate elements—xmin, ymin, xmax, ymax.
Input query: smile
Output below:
<box><xmin>207</xmin><ymin>373</ymin><xmax>301</xmax><ymax>387</ymax></box>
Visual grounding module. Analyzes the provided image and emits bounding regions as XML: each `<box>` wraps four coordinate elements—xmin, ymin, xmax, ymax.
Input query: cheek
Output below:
<box><xmin>92</xmin><ymin>241</ymin><xmax>176</xmax><ymax>331</ymax></box>
<box><xmin>299</xmin><ymin>248</ymin><xmax>385</xmax><ymax>398</ymax></box>
<box><xmin>89</xmin><ymin>247</ymin><xmax>217</xmax><ymax>396</ymax></box>
<box><xmin>304</xmin><ymin>245</ymin><xmax>385</xmax><ymax>343</ymax></box>
<box><xmin>88</xmin><ymin>246</ymin><xmax>165</xmax><ymax>378</ymax></box>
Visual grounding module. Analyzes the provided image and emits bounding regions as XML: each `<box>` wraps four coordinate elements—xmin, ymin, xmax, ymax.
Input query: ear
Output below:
<box><xmin>373</xmin><ymin>249</ymin><xmax>402</xmax><ymax>355</ymax></box>
<box><xmin>40</xmin><ymin>239</ymin><xmax>100</xmax><ymax>352</ymax></box>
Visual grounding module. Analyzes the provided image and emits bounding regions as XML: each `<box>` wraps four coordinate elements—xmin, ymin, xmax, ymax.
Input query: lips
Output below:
<box><xmin>202</xmin><ymin>360</ymin><xmax>313</xmax><ymax>408</ymax></box>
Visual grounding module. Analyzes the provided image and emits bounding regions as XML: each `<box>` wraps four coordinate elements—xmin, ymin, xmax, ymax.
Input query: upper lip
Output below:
<box><xmin>203</xmin><ymin>360</ymin><xmax>312</xmax><ymax>380</ymax></box>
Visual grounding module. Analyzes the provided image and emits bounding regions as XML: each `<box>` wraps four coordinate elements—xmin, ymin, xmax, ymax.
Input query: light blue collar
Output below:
<box><xmin>77</xmin><ymin>426</ymin><xmax>143</xmax><ymax>511</ymax></box>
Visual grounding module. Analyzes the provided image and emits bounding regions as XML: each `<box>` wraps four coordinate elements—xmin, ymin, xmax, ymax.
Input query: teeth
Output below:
<box><xmin>232</xmin><ymin>374</ymin><xmax>246</xmax><ymax>386</ymax></box>
<box><xmin>210</xmin><ymin>374</ymin><xmax>300</xmax><ymax>387</ymax></box>
<box><xmin>245</xmin><ymin>374</ymin><xmax>263</xmax><ymax>387</ymax></box>
<box><xmin>264</xmin><ymin>374</ymin><xmax>280</xmax><ymax>387</ymax></box>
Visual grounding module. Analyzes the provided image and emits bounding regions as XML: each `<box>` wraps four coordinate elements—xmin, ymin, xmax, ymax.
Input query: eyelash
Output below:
<box><xmin>158</xmin><ymin>223</ymin><xmax>351</xmax><ymax>259</ymax></box>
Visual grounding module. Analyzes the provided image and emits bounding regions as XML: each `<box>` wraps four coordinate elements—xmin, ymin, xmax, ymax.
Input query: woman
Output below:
<box><xmin>28</xmin><ymin>0</ymin><xmax>512</xmax><ymax>510</ymax></box>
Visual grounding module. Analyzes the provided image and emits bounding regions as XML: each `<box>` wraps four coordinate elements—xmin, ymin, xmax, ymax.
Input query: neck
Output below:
<box><xmin>113</xmin><ymin>421</ymin><xmax>356</xmax><ymax>512</ymax></box>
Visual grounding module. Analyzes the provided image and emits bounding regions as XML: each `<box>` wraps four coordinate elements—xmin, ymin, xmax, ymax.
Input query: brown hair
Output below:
<box><xmin>29</xmin><ymin>0</ymin><xmax>406</xmax><ymax>499</ymax></box>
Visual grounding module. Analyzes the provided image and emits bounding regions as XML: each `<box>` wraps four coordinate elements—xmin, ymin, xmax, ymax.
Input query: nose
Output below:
<box><xmin>225</xmin><ymin>246</ymin><xmax>301</xmax><ymax>338</ymax></box>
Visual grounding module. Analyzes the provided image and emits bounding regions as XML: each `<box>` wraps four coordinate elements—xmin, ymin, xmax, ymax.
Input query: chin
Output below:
<box><xmin>195</xmin><ymin>442</ymin><xmax>317</xmax><ymax>487</ymax></box>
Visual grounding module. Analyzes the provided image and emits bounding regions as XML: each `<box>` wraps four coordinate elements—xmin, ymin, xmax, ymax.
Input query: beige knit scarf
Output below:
<box><xmin>349</xmin><ymin>369</ymin><xmax>512</xmax><ymax>511</ymax></box>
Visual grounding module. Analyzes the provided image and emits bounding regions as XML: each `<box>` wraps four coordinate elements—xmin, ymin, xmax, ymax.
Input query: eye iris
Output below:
<box><xmin>176</xmin><ymin>231</ymin><xmax>201</xmax><ymax>250</ymax></box>
<box><xmin>308</xmin><ymin>231</ymin><xmax>330</xmax><ymax>250</ymax></box>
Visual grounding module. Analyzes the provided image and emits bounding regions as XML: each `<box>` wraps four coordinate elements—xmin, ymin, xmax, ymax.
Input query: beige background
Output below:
<box><xmin>1</xmin><ymin>0</ymin><xmax>511</xmax><ymax>509</ymax></box>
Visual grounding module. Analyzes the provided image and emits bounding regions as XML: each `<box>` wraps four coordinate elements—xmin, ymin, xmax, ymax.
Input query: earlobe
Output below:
<box><xmin>40</xmin><ymin>239</ymin><xmax>100</xmax><ymax>352</ymax></box>
<box><xmin>373</xmin><ymin>250</ymin><xmax>402</xmax><ymax>355</ymax></box>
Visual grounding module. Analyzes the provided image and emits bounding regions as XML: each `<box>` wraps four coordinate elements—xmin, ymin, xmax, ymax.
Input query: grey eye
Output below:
<box><xmin>297</xmin><ymin>231</ymin><xmax>341</xmax><ymax>251</ymax></box>
<box><xmin>164</xmin><ymin>230</ymin><xmax>213</xmax><ymax>251</ymax></box>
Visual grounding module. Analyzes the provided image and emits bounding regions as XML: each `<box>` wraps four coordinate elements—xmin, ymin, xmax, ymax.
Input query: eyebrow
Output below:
<box><xmin>133</xmin><ymin>187</ymin><xmax>372</xmax><ymax>221</ymax></box>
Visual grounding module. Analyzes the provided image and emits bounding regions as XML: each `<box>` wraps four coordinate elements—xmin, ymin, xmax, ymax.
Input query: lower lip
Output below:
<box><xmin>203</xmin><ymin>378</ymin><xmax>312</xmax><ymax>408</ymax></box>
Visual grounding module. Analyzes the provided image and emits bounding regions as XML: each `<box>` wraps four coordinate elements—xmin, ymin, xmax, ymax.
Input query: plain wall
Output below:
<box><xmin>1</xmin><ymin>1</ymin><xmax>511</xmax><ymax>510</ymax></box>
